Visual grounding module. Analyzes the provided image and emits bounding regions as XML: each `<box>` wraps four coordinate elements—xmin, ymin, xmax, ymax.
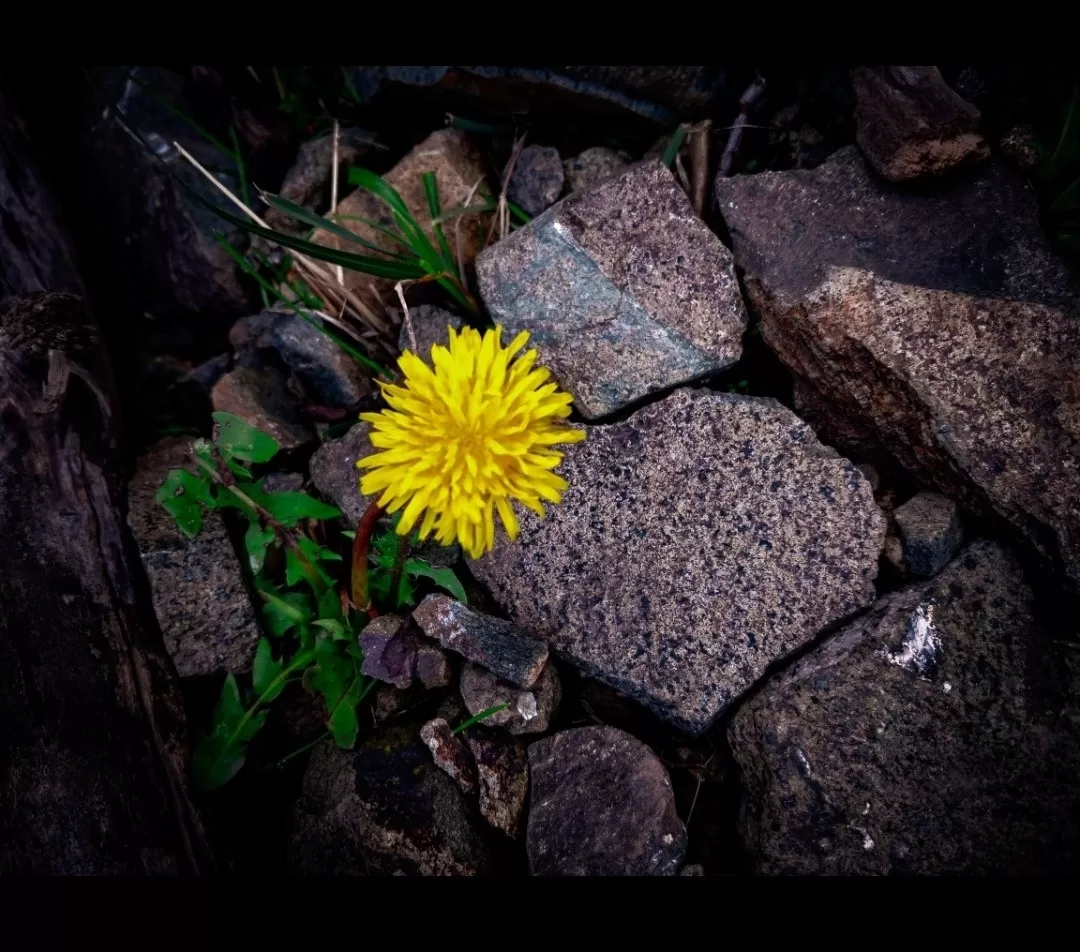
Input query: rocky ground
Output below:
<box><xmin>8</xmin><ymin>64</ymin><xmax>1080</xmax><ymax>876</ymax></box>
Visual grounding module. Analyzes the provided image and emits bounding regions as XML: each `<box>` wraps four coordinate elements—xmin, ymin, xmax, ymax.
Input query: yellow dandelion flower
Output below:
<box><xmin>356</xmin><ymin>324</ymin><xmax>585</xmax><ymax>559</ymax></box>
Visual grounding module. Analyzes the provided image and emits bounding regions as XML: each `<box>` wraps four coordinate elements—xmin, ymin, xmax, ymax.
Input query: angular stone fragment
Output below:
<box><xmin>463</xmin><ymin>727</ymin><xmax>529</xmax><ymax>839</ymax></box>
<box><xmin>269</xmin><ymin>312</ymin><xmax>372</xmax><ymax>409</ymax></box>
<box><xmin>470</xmin><ymin>387</ymin><xmax>885</xmax><ymax>734</ymax></box>
<box><xmin>359</xmin><ymin>615</ymin><xmax>451</xmax><ymax>689</ymax></box>
<box><xmin>563</xmin><ymin>146</ymin><xmax>630</xmax><ymax>193</ymax></box>
<box><xmin>716</xmin><ymin>148</ymin><xmax>1080</xmax><ymax>588</ymax></box>
<box><xmin>507</xmin><ymin>144</ymin><xmax>565</xmax><ymax>217</ymax></box>
<box><xmin>397</xmin><ymin>304</ymin><xmax>464</xmax><ymax>361</ymax></box>
<box><xmin>892</xmin><ymin>491</ymin><xmax>963</xmax><ymax>578</ymax></box>
<box><xmin>127</xmin><ymin>437</ymin><xmax>260</xmax><ymax>678</ymax></box>
<box><xmin>477</xmin><ymin>160</ymin><xmax>747</xmax><ymax>419</ymax></box>
<box><xmin>312</xmin><ymin>130</ymin><xmax>491</xmax><ymax>309</ymax></box>
<box><xmin>459</xmin><ymin>662</ymin><xmax>560</xmax><ymax>736</ymax></box>
<box><xmin>851</xmin><ymin>66</ymin><xmax>989</xmax><ymax>181</ymax></box>
<box><xmin>289</xmin><ymin>728</ymin><xmax>493</xmax><ymax>876</ymax></box>
<box><xmin>412</xmin><ymin>595</ymin><xmax>548</xmax><ymax>688</ymax></box>
<box><xmin>309</xmin><ymin>421</ymin><xmax>377</xmax><ymax>526</ymax></box>
<box><xmin>729</xmin><ymin>540</ymin><xmax>1080</xmax><ymax>875</ymax></box>
<box><xmin>420</xmin><ymin>717</ymin><xmax>477</xmax><ymax>795</ymax></box>
<box><xmin>526</xmin><ymin>726</ymin><xmax>686</xmax><ymax>876</ymax></box>
<box><xmin>210</xmin><ymin>365</ymin><xmax>313</xmax><ymax>451</ymax></box>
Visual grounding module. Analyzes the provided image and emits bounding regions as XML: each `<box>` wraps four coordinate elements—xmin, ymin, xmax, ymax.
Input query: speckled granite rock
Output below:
<box><xmin>527</xmin><ymin>726</ymin><xmax>686</xmax><ymax>876</ymax></box>
<box><xmin>127</xmin><ymin>437</ymin><xmax>260</xmax><ymax>678</ymax></box>
<box><xmin>311</xmin><ymin>129</ymin><xmax>491</xmax><ymax>310</ymax></box>
<box><xmin>269</xmin><ymin>312</ymin><xmax>372</xmax><ymax>409</ymax></box>
<box><xmin>716</xmin><ymin>148</ymin><xmax>1080</xmax><ymax>589</ymax></box>
<box><xmin>892</xmin><ymin>491</ymin><xmax>963</xmax><ymax>578</ymax></box>
<box><xmin>420</xmin><ymin>717</ymin><xmax>477</xmax><ymax>795</ymax></box>
<box><xmin>507</xmin><ymin>144</ymin><xmax>565</xmax><ymax>216</ymax></box>
<box><xmin>851</xmin><ymin>66</ymin><xmax>988</xmax><ymax>181</ymax></box>
<box><xmin>729</xmin><ymin>540</ymin><xmax>1080</xmax><ymax>875</ymax></box>
<box><xmin>477</xmin><ymin>160</ymin><xmax>747</xmax><ymax>419</ymax></box>
<box><xmin>289</xmin><ymin>727</ymin><xmax>493</xmax><ymax>876</ymax></box>
<box><xmin>459</xmin><ymin>661</ymin><xmax>561</xmax><ymax>735</ymax></box>
<box><xmin>210</xmin><ymin>365</ymin><xmax>313</xmax><ymax>451</ymax></box>
<box><xmin>397</xmin><ymin>304</ymin><xmax>463</xmax><ymax>361</ymax></box>
<box><xmin>412</xmin><ymin>595</ymin><xmax>548</xmax><ymax>688</ymax></box>
<box><xmin>563</xmin><ymin>146</ymin><xmax>630</xmax><ymax>193</ymax></box>
<box><xmin>470</xmin><ymin>387</ymin><xmax>886</xmax><ymax>734</ymax></box>
<box><xmin>463</xmin><ymin>727</ymin><xmax>529</xmax><ymax>839</ymax></box>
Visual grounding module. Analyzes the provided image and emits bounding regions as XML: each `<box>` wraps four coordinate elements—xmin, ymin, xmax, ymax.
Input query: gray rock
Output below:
<box><xmin>263</xmin><ymin>127</ymin><xmax>378</xmax><ymax>236</ymax></box>
<box><xmin>307</xmin><ymin>422</ymin><xmax>463</xmax><ymax>567</ymax></box>
<box><xmin>563</xmin><ymin>146</ymin><xmax>630</xmax><ymax>193</ymax></box>
<box><xmin>507</xmin><ymin>144</ymin><xmax>565</xmax><ymax>217</ymax></box>
<box><xmin>261</xmin><ymin>471</ymin><xmax>305</xmax><ymax>494</ymax></box>
<box><xmin>476</xmin><ymin>160</ymin><xmax>747</xmax><ymax>419</ymax></box>
<box><xmin>211</xmin><ymin>365</ymin><xmax>313</xmax><ymax>452</ymax></box>
<box><xmin>460</xmin><ymin>661</ymin><xmax>560</xmax><ymax>735</ymax></box>
<box><xmin>679</xmin><ymin>863</ymin><xmax>705</xmax><ymax>876</ymax></box>
<box><xmin>126</xmin><ymin>437</ymin><xmax>260</xmax><ymax>678</ymax></box>
<box><xmin>715</xmin><ymin>148</ymin><xmax>1080</xmax><ymax>589</ymax></box>
<box><xmin>359</xmin><ymin>615</ymin><xmax>452</xmax><ymax>689</ymax></box>
<box><xmin>373</xmin><ymin>682</ymin><xmax>432</xmax><ymax>724</ymax></box>
<box><xmin>526</xmin><ymin>726</ymin><xmax>686</xmax><ymax>876</ymax></box>
<box><xmin>851</xmin><ymin>66</ymin><xmax>989</xmax><ymax>182</ymax></box>
<box><xmin>289</xmin><ymin>727</ymin><xmax>493</xmax><ymax>876</ymax></box>
<box><xmin>469</xmin><ymin>387</ymin><xmax>886</xmax><ymax>734</ymax></box>
<box><xmin>270</xmin><ymin>312</ymin><xmax>372</xmax><ymax>408</ymax></box>
<box><xmin>309</xmin><ymin>421</ymin><xmax>377</xmax><ymax>526</ymax></box>
<box><xmin>463</xmin><ymin>727</ymin><xmax>529</xmax><ymax>839</ymax></box>
<box><xmin>397</xmin><ymin>304</ymin><xmax>464</xmax><ymax>361</ymax></box>
<box><xmin>229</xmin><ymin>311</ymin><xmax>278</xmax><ymax>352</ymax></box>
<box><xmin>412</xmin><ymin>595</ymin><xmax>549</xmax><ymax>688</ymax></box>
<box><xmin>729</xmin><ymin>539</ymin><xmax>1080</xmax><ymax>875</ymax></box>
<box><xmin>179</xmin><ymin>353</ymin><xmax>231</xmax><ymax>392</ymax></box>
<box><xmin>893</xmin><ymin>492</ymin><xmax>963</xmax><ymax>578</ymax></box>
<box><xmin>420</xmin><ymin>717</ymin><xmax>477</xmax><ymax>795</ymax></box>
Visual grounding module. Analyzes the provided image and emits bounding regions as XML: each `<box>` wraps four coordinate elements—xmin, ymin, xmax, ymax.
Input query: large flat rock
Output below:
<box><xmin>729</xmin><ymin>540</ymin><xmax>1080</xmax><ymax>875</ymax></box>
<box><xmin>469</xmin><ymin>387</ymin><xmax>886</xmax><ymax>734</ymax></box>
<box><xmin>477</xmin><ymin>160</ymin><xmax>747</xmax><ymax>419</ymax></box>
<box><xmin>715</xmin><ymin>148</ymin><xmax>1080</xmax><ymax>589</ymax></box>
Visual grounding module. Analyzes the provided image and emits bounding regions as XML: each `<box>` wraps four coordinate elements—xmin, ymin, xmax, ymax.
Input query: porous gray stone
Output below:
<box><xmin>289</xmin><ymin>727</ymin><xmax>493</xmax><ymax>876</ymax></box>
<box><xmin>507</xmin><ymin>144</ymin><xmax>565</xmax><ymax>217</ymax></box>
<box><xmin>127</xmin><ymin>437</ymin><xmax>260</xmax><ymax>678</ymax></box>
<box><xmin>729</xmin><ymin>539</ymin><xmax>1080</xmax><ymax>875</ymax></box>
<box><xmin>715</xmin><ymin>147</ymin><xmax>1080</xmax><ymax>589</ymax></box>
<box><xmin>892</xmin><ymin>491</ymin><xmax>963</xmax><ymax>578</ymax></box>
<box><xmin>397</xmin><ymin>304</ymin><xmax>464</xmax><ymax>361</ymax></box>
<box><xmin>563</xmin><ymin>146</ymin><xmax>630</xmax><ymax>193</ymax></box>
<box><xmin>477</xmin><ymin>160</ymin><xmax>747</xmax><ymax>419</ymax></box>
<box><xmin>412</xmin><ymin>595</ymin><xmax>548</xmax><ymax>688</ymax></box>
<box><xmin>526</xmin><ymin>726</ymin><xmax>686</xmax><ymax>876</ymax></box>
<box><xmin>469</xmin><ymin>387</ymin><xmax>886</xmax><ymax>734</ymax></box>
<box><xmin>459</xmin><ymin>662</ymin><xmax>560</xmax><ymax>736</ymax></box>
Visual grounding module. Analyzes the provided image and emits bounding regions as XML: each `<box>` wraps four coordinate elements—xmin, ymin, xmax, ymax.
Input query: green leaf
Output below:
<box><xmin>257</xmin><ymin>490</ymin><xmax>342</xmax><ymax>527</ymax></box>
<box><xmin>312</xmin><ymin>618</ymin><xmax>351</xmax><ymax>641</ymax></box>
<box><xmin>328</xmin><ymin>696</ymin><xmax>359</xmax><ymax>748</ymax></box>
<box><xmin>155</xmin><ymin>468</ymin><xmax>213</xmax><ymax>537</ymax></box>
<box><xmin>212</xmin><ymin>412</ymin><xmax>280</xmax><ymax>463</ymax></box>
<box><xmin>244</xmin><ymin>523</ymin><xmax>276</xmax><ymax>575</ymax></box>
<box><xmin>406</xmin><ymin>560</ymin><xmax>468</xmax><ymax>604</ymax></box>
<box><xmin>259</xmin><ymin>586</ymin><xmax>313</xmax><ymax>637</ymax></box>
<box><xmin>193</xmin><ymin>674</ymin><xmax>267</xmax><ymax>790</ymax></box>
<box><xmin>252</xmin><ymin>637</ymin><xmax>286</xmax><ymax>701</ymax></box>
<box><xmin>422</xmin><ymin>170</ymin><xmax>442</xmax><ymax>218</ymax></box>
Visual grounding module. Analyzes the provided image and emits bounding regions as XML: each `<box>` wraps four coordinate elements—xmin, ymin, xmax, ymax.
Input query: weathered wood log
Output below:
<box><xmin>0</xmin><ymin>92</ymin><xmax>214</xmax><ymax>874</ymax></box>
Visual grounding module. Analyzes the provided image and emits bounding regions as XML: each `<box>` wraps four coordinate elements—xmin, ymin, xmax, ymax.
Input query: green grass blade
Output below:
<box><xmin>422</xmin><ymin>171</ymin><xmax>442</xmax><ymax>218</ymax></box>
<box><xmin>506</xmin><ymin>200</ymin><xmax>532</xmax><ymax>225</ymax></box>
<box><xmin>436</xmin><ymin>201</ymin><xmax>497</xmax><ymax>222</ymax></box>
<box><xmin>451</xmin><ymin>702</ymin><xmax>510</xmax><ymax>735</ymax></box>
<box><xmin>121</xmin><ymin>69</ymin><xmax>237</xmax><ymax>161</ymax></box>
<box><xmin>662</xmin><ymin>124</ymin><xmax>689</xmax><ymax>168</ymax></box>
<box><xmin>329</xmin><ymin>213</ymin><xmax>418</xmax><ymax>253</ymax></box>
<box><xmin>260</xmin><ymin>190</ymin><xmax>415</xmax><ymax>261</ymax></box>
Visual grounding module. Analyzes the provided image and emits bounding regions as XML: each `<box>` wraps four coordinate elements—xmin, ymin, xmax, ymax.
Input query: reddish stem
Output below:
<box><xmin>351</xmin><ymin>499</ymin><xmax>384</xmax><ymax>617</ymax></box>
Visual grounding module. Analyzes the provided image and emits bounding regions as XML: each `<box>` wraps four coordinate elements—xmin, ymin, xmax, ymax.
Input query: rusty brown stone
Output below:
<box><xmin>850</xmin><ymin>66</ymin><xmax>989</xmax><ymax>181</ymax></box>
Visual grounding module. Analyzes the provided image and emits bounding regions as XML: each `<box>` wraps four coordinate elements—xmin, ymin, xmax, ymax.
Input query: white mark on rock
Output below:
<box><xmin>862</xmin><ymin>830</ymin><xmax>875</xmax><ymax>850</ymax></box>
<box><xmin>881</xmin><ymin>602</ymin><xmax>941</xmax><ymax>680</ymax></box>
<box><xmin>794</xmin><ymin>747</ymin><xmax>812</xmax><ymax>778</ymax></box>
<box><xmin>516</xmin><ymin>692</ymin><xmax>538</xmax><ymax>721</ymax></box>
<box><xmin>862</xmin><ymin>802</ymin><xmax>871</xmax><ymax>816</ymax></box>
<box><xmin>943</xmin><ymin>681</ymin><xmax>953</xmax><ymax>693</ymax></box>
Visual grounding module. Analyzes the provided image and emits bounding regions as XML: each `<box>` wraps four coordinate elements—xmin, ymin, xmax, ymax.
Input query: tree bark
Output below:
<box><xmin>0</xmin><ymin>93</ymin><xmax>214</xmax><ymax>874</ymax></box>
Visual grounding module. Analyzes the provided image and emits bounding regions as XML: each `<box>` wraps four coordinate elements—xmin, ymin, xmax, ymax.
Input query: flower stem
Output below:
<box><xmin>351</xmin><ymin>499</ymin><xmax>384</xmax><ymax>614</ymax></box>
